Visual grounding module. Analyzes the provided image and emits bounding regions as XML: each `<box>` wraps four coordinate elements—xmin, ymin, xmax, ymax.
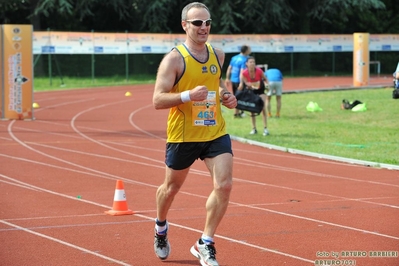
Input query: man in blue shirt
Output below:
<box><xmin>225</xmin><ymin>45</ymin><xmax>251</xmax><ymax>117</ymax></box>
<box><xmin>265</xmin><ymin>68</ymin><xmax>283</xmax><ymax>118</ymax></box>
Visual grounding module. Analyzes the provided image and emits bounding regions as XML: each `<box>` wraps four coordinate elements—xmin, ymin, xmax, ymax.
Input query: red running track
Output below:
<box><xmin>0</xmin><ymin>77</ymin><xmax>398</xmax><ymax>266</ymax></box>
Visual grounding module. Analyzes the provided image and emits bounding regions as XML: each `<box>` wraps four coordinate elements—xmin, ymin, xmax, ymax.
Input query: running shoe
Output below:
<box><xmin>190</xmin><ymin>239</ymin><xmax>219</xmax><ymax>266</ymax></box>
<box><xmin>249</xmin><ymin>128</ymin><xmax>257</xmax><ymax>134</ymax></box>
<box><xmin>154</xmin><ymin>229</ymin><xmax>170</xmax><ymax>260</ymax></box>
<box><xmin>263</xmin><ymin>128</ymin><xmax>270</xmax><ymax>136</ymax></box>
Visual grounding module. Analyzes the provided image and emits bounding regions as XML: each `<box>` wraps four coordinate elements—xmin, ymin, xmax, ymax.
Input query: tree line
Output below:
<box><xmin>2</xmin><ymin>0</ymin><xmax>398</xmax><ymax>74</ymax></box>
<box><xmin>1</xmin><ymin>0</ymin><xmax>398</xmax><ymax>35</ymax></box>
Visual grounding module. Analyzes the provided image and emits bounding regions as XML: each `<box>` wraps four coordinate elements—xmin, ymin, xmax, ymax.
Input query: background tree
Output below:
<box><xmin>1</xmin><ymin>0</ymin><xmax>391</xmax><ymax>34</ymax></box>
<box><xmin>1</xmin><ymin>0</ymin><xmax>397</xmax><ymax>75</ymax></box>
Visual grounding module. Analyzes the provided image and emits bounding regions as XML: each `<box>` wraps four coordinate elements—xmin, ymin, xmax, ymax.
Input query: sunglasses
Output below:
<box><xmin>186</xmin><ymin>19</ymin><xmax>212</xmax><ymax>27</ymax></box>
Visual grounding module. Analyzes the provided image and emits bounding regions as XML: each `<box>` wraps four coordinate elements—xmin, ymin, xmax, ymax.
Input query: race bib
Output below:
<box><xmin>192</xmin><ymin>91</ymin><xmax>217</xmax><ymax>126</ymax></box>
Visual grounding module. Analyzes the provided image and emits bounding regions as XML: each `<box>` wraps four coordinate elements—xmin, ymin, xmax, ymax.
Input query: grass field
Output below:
<box><xmin>33</xmin><ymin>75</ymin><xmax>156</xmax><ymax>91</ymax></box>
<box><xmin>223</xmin><ymin>87</ymin><xmax>398</xmax><ymax>166</ymax></box>
<box><xmin>33</xmin><ymin>77</ymin><xmax>399</xmax><ymax>166</ymax></box>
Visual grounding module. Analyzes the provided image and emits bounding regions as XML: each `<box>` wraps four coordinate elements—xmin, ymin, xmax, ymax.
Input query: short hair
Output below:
<box><xmin>241</xmin><ymin>45</ymin><xmax>250</xmax><ymax>54</ymax></box>
<box><xmin>181</xmin><ymin>2</ymin><xmax>210</xmax><ymax>20</ymax></box>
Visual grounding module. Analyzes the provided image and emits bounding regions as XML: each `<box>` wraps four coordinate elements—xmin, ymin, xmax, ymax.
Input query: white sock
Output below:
<box><xmin>156</xmin><ymin>224</ymin><xmax>167</xmax><ymax>234</ymax></box>
<box><xmin>201</xmin><ymin>234</ymin><xmax>214</xmax><ymax>244</ymax></box>
<box><xmin>155</xmin><ymin>219</ymin><xmax>168</xmax><ymax>235</ymax></box>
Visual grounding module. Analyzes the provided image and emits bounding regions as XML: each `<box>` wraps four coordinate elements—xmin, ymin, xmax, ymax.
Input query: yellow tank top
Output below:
<box><xmin>167</xmin><ymin>43</ymin><xmax>226</xmax><ymax>143</ymax></box>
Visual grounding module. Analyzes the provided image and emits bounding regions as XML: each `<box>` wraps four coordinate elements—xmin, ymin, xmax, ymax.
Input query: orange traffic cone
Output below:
<box><xmin>105</xmin><ymin>180</ymin><xmax>134</xmax><ymax>216</ymax></box>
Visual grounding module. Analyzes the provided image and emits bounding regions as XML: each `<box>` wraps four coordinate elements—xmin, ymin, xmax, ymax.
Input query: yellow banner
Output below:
<box><xmin>1</xmin><ymin>24</ymin><xmax>33</xmax><ymax>120</ymax></box>
<box><xmin>353</xmin><ymin>33</ymin><xmax>369</xmax><ymax>87</ymax></box>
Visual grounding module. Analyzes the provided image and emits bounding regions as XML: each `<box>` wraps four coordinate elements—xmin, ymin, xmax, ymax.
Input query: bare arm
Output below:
<box><xmin>152</xmin><ymin>50</ymin><xmax>182</xmax><ymax>109</ymax></box>
<box><xmin>238</xmin><ymin>72</ymin><xmax>246</xmax><ymax>91</ymax></box>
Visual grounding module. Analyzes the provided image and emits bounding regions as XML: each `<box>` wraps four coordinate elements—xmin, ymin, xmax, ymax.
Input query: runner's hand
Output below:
<box><xmin>190</xmin><ymin>86</ymin><xmax>208</xmax><ymax>101</ymax></box>
<box><xmin>222</xmin><ymin>92</ymin><xmax>237</xmax><ymax>109</ymax></box>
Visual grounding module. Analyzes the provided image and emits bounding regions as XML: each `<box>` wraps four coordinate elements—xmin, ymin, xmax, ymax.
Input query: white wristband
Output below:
<box><xmin>180</xmin><ymin>90</ymin><xmax>191</xmax><ymax>103</ymax></box>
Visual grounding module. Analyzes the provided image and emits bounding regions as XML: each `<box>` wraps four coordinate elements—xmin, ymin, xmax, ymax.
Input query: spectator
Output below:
<box><xmin>225</xmin><ymin>45</ymin><xmax>251</xmax><ymax>118</ymax></box>
<box><xmin>238</xmin><ymin>56</ymin><xmax>269</xmax><ymax>136</ymax></box>
<box><xmin>265</xmin><ymin>68</ymin><xmax>283</xmax><ymax>118</ymax></box>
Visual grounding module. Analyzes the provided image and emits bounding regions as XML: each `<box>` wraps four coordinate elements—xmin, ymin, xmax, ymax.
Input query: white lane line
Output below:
<box><xmin>0</xmin><ymin>179</ymin><xmax>40</xmax><ymax>191</ymax></box>
<box><xmin>3</xmin><ymin>136</ymin><xmax>399</xmax><ymax>241</ymax></box>
<box><xmin>128</xmin><ymin>104</ymin><xmax>166</xmax><ymax>140</ymax></box>
<box><xmin>231</xmin><ymin>175</ymin><xmax>399</xmax><ymax>209</ymax></box>
<box><xmin>0</xmin><ymin>220</ymin><xmax>131</xmax><ymax>266</ymax></box>
<box><xmin>0</xmin><ymin>173</ymin><xmax>110</xmax><ymax>209</ymax></box>
<box><xmin>0</xmin><ymin>172</ymin><xmax>315</xmax><ymax>264</ymax></box>
<box><xmin>165</xmin><ymin>221</ymin><xmax>315</xmax><ymax>264</ymax></box>
<box><xmin>32</xmin><ymin>98</ymin><xmax>95</xmax><ymax>113</ymax></box>
<box><xmin>6</xmin><ymin>123</ymin><xmax>159</xmax><ymax>189</ymax></box>
<box><xmin>2</xmin><ymin>166</ymin><xmax>398</xmax><ymax>242</ymax></box>
<box><xmin>236</xmin><ymin>158</ymin><xmax>399</xmax><ymax>188</ymax></box>
<box><xmin>0</xmin><ymin>219</ymin><xmax>149</xmax><ymax>232</ymax></box>
<box><xmin>21</xmin><ymin>139</ymin><xmax>399</xmax><ymax>210</ymax></box>
<box><xmin>11</xmin><ymin>123</ymin><xmax>398</xmax><ymax>190</ymax></box>
<box><xmin>3</xmin><ymin>143</ymin><xmax>399</xmax><ymax>241</ymax></box>
<box><xmin>230</xmin><ymin>202</ymin><xmax>399</xmax><ymax>240</ymax></box>
<box><xmin>6</xmin><ymin>94</ymin><xmax>399</xmax><ymax>262</ymax></box>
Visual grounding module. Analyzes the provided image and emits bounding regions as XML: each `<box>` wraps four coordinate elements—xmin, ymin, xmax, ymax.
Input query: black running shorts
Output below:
<box><xmin>165</xmin><ymin>134</ymin><xmax>233</xmax><ymax>170</ymax></box>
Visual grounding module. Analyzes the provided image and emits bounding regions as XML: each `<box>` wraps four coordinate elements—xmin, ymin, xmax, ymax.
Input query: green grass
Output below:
<box><xmin>223</xmin><ymin>87</ymin><xmax>399</xmax><ymax>166</ymax></box>
<box><xmin>33</xmin><ymin>75</ymin><xmax>156</xmax><ymax>91</ymax></box>
<box><xmin>34</xmin><ymin>77</ymin><xmax>398</xmax><ymax>166</ymax></box>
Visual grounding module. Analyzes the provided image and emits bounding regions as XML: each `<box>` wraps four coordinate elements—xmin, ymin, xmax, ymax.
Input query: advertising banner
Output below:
<box><xmin>31</xmin><ymin>32</ymin><xmax>399</xmax><ymax>55</ymax></box>
<box><xmin>1</xmin><ymin>24</ymin><xmax>33</xmax><ymax>120</ymax></box>
<box><xmin>353</xmin><ymin>33</ymin><xmax>369</xmax><ymax>87</ymax></box>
